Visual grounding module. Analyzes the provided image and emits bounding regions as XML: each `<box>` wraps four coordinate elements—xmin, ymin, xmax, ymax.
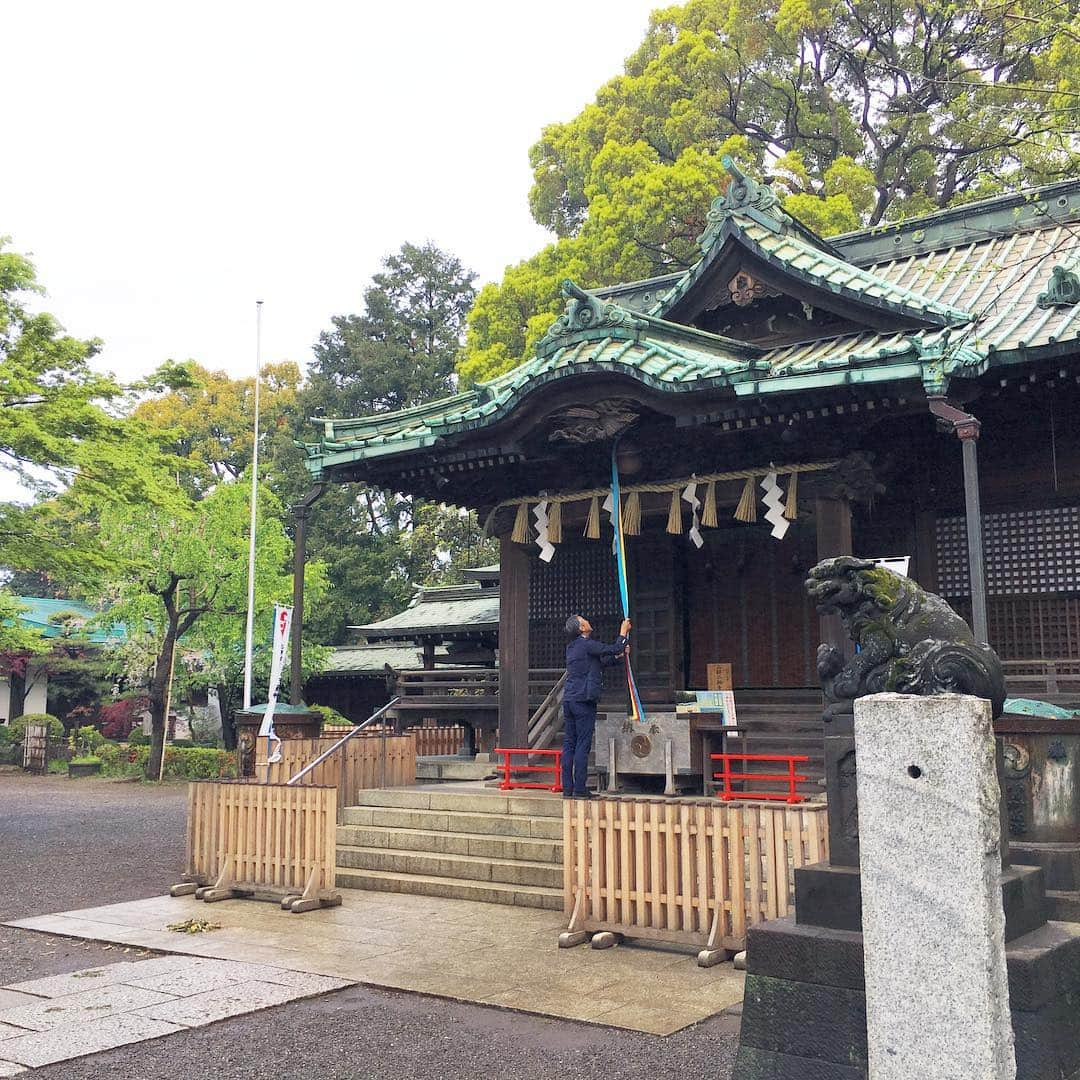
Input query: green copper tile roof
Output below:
<box><xmin>303</xmin><ymin>171</ymin><xmax>1080</xmax><ymax>479</ymax></box>
<box><xmin>653</xmin><ymin>157</ymin><xmax>971</xmax><ymax>327</ymax></box>
<box><xmin>353</xmin><ymin>584</ymin><xmax>500</xmax><ymax>641</ymax></box>
<box><xmin>320</xmin><ymin>641</ymin><xmax>449</xmax><ymax>675</ymax></box>
<box><xmin>8</xmin><ymin>596</ymin><xmax>125</xmax><ymax>644</ymax></box>
<box><xmin>864</xmin><ymin>224</ymin><xmax>1080</xmax><ymax>355</ymax></box>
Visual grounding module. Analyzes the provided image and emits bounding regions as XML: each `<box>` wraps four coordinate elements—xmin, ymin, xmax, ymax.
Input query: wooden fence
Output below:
<box><xmin>260</xmin><ymin>731</ymin><xmax>415</xmax><ymax>818</ymax></box>
<box><xmin>411</xmin><ymin>724</ymin><xmax>467</xmax><ymax>757</ymax></box>
<box><xmin>171</xmin><ymin>780</ymin><xmax>340</xmax><ymax>912</ymax></box>
<box><xmin>562</xmin><ymin>796</ymin><xmax>828</xmax><ymax>963</ymax></box>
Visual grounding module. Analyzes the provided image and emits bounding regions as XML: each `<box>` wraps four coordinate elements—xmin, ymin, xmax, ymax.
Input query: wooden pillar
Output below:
<box><xmin>498</xmin><ymin>536</ymin><xmax>530</xmax><ymax>748</ymax></box>
<box><xmin>422</xmin><ymin>641</ymin><xmax>435</xmax><ymax>670</ymax></box>
<box><xmin>814</xmin><ymin>495</ymin><xmax>853</xmax><ymax>653</ymax></box>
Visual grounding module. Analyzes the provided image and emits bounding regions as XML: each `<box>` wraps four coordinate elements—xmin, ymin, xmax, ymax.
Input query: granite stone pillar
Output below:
<box><xmin>855</xmin><ymin>693</ymin><xmax>1016</xmax><ymax>1080</ymax></box>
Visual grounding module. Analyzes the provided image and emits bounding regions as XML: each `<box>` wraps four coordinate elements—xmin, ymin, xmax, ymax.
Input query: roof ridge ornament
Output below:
<box><xmin>697</xmin><ymin>155</ymin><xmax>784</xmax><ymax>252</ymax></box>
<box><xmin>1036</xmin><ymin>264</ymin><xmax>1080</xmax><ymax>309</ymax></box>
<box><xmin>535</xmin><ymin>279</ymin><xmax>648</xmax><ymax>353</ymax></box>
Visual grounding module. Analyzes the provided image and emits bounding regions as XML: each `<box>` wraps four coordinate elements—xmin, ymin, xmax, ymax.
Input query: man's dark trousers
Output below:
<box><xmin>562</xmin><ymin>698</ymin><xmax>596</xmax><ymax>795</ymax></box>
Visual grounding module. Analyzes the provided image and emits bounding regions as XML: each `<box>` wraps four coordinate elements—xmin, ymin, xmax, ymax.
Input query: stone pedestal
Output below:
<box><xmin>734</xmin><ymin>916</ymin><xmax>1080</xmax><ymax>1080</ymax></box>
<box><xmin>855</xmin><ymin>694</ymin><xmax>1015</xmax><ymax>1079</ymax></box>
<box><xmin>233</xmin><ymin>705</ymin><xmax>323</xmax><ymax>779</ymax></box>
<box><xmin>732</xmin><ymin>692</ymin><xmax>1080</xmax><ymax>1080</ymax></box>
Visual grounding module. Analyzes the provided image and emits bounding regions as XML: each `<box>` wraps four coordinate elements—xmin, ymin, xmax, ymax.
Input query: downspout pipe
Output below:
<box><xmin>927</xmin><ymin>396</ymin><xmax>988</xmax><ymax>645</ymax></box>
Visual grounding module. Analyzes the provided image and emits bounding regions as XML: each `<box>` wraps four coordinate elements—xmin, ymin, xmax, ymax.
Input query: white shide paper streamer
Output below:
<box><xmin>533</xmin><ymin>500</ymin><xmax>555</xmax><ymax>563</ymax></box>
<box><xmin>760</xmin><ymin>471</ymin><xmax>790</xmax><ymax>540</ymax></box>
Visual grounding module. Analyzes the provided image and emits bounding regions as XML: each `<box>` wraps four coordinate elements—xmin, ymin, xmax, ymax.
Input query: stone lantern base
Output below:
<box><xmin>233</xmin><ymin>704</ymin><xmax>323</xmax><ymax>778</ymax></box>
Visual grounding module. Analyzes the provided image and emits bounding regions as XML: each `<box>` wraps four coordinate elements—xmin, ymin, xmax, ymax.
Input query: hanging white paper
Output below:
<box><xmin>760</xmin><ymin>471</ymin><xmax>790</xmax><ymax>540</ymax></box>
<box><xmin>682</xmin><ymin>481</ymin><xmax>704</xmax><ymax>549</ymax></box>
<box><xmin>533</xmin><ymin>500</ymin><xmax>555</xmax><ymax>563</ymax></box>
<box><xmin>602</xmin><ymin>491</ymin><xmax>618</xmax><ymax>554</ymax></box>
<box><xmin>258</xmin><ymin>603</ymin><xmax>292</xmax><ymax>764</ymax></box>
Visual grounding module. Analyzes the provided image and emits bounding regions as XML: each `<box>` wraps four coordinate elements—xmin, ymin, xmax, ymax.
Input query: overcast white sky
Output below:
<box><xmin>5</xmin><ymin>1</ymin><xmax>660</xmax><ymax>384</ymax></box>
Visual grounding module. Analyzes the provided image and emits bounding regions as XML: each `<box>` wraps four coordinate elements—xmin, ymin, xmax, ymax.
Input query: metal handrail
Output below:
<box><xmin>285</xmin><ymin>696</ymin><xmax>400</xmax><ymax>786</ymax></box>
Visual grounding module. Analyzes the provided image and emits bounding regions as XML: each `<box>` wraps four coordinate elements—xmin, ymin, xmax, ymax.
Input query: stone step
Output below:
<box><xmin>336</xmin><ymin>845</ymin><xmax>563</xmax><ymax>889</ymax></box>
<box><xmin>336</xmin><ymin>824</ymin><xmax>563</xmax><ymax>864</ymax></box>
<box><xmin>348</xmin><ymin>787</ymin><xmax>565</xmax><ymax>818</ymax></box>
<box><xmin>416</xmin><ymin>758</ymin><xmax>499</xmax><ymax>783</ymax></box>
<box><xmin>335</xmin><ymin>866</ymin><xmax>564</xmax><ymax>911</ymax></box>
<box><xmin>340</xmin><ymin>804</ymin><xmax>564</xmax><ymax>840</ymax></box>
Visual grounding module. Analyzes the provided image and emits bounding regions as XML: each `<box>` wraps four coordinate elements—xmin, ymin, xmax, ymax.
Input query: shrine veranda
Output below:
<box><xmin>301</xmin><ymin>162</ymin><xmax>1080</xmax><ymax>741</ymax></box>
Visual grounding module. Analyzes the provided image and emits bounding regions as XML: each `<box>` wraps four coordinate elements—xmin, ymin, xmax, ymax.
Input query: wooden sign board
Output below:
<box><xmin>707</xmin><ymin>663</ymin><xmax>733</xmax><ymax>691</ymax></box>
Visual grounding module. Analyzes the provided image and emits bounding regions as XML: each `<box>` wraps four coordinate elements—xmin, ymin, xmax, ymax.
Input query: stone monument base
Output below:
<box><xmin>733</xmin><ymin>915</ymin><xmax>1080</xmax><ymax>1080</ymax></box>
<box><xmin>793</xmin><ymin>861</ymin><xmax>1049</xmax><ymax>941</ymax></box>
<box><xmin>1012</xmin><ymin>840</ymin><xmax>1080</xmax><ymax>923</ymax></box>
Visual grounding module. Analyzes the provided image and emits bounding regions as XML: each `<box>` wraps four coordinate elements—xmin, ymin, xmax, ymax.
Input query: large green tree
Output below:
<box><xmin>62</xmin><ymin>475</ymin><xmax>323</xmax><ymax>777</ymax></box>
<box><xmin>133</xmin><ymin>361</ymin><xmax>302</xmax><ymax>490</ymax></box>
<box><xmin>276</xmin><ymin>242</ymin><xmax>495</xmax><ymax>645</ymax></box>
<box><xmin>461</xmin><ymin>0</ymin><xmax>1080</xmax><ymax>383</ymax></box>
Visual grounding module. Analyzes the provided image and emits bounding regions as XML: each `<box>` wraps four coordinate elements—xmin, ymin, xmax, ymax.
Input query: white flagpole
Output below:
<box><xmin>242</xmin><ymin>300</ymin><xmax>263</xmax><ymax>710</ymax></box>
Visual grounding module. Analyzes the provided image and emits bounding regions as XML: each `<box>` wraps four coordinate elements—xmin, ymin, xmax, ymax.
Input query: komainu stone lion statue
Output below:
<box><xmin>806</xmin><ymin>556</ymin><xmax>1006</xmax><ymax>718</ymax></box>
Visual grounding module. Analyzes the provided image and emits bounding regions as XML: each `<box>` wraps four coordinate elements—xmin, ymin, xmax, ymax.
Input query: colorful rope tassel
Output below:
<box><xmin>734</xmin><ymin>476</ymin><xmax>758</xmax><ymax>522</ymax></box>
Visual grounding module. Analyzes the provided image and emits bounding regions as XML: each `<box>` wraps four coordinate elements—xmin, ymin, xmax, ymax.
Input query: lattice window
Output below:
<box><xmin>528</xmin><ymin>542</ymin><xmax>621</xmax><ymax>669</ymax></box>
<box><xmin>935</xmin><ymin>505</ymin><xmax>1080</xmax><ymax>598</ymax></box>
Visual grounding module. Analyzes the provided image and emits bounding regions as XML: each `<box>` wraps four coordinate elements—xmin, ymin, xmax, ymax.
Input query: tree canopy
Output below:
<box><xmin>460</xmin><ymin>0</ymin><xmax>1080</xmax><ymax>384</ymax></box>
<box><xmin>133</xmin><ymin>361</ymin><xmax>302</xmax><ymax>491</ymax></box>
<box><xmin>277</xmin><ymin>241</ymin><xmax>495</xmax><ymax>645</ymax></box>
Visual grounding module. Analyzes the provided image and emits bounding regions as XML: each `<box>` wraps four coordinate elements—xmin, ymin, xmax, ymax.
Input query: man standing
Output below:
<box><xmin>562</xmin><ymin>614</ymin><xmax>631</xmax><ymax>798</ymax></box>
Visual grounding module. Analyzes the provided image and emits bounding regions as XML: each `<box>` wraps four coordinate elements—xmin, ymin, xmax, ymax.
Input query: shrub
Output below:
<box><xmin>0</xmin><ymin>725</ymin><xmax>12</xmax><ymax>747</ymax></box>
<box><xmin>100</xmin><ymin>697</ymin><xmax>148</xmax><ymax>741</ymax></box>
<box><xmin>310</xmin><ymin>703</ymin><xmax>348</xmax><ymax>728</ymax></box>
<box><xmin>70</xmin><ymin>756</ymin><xmax>103</xmax><ymax>766</ymax></box>
<box><xmin>171</xmin><ymin>738</ymin><xmax>194</xmax><ymax>749</ymax></box>
<box><xmin>8</xmin><ymin>714</ymin><xmax>64</xmax><ymax>743</ymax></box>
<box><xmin>96</xmin><ymin>744</ymin><xmax>237</xmax><ymax>780</ymax></box>
<box><xmin>127</xmin><ymin>728</ymin><xmax>149</xmax><ymax>746</ymax></box>
<box><xmin>73</xmin><ymin>725</ymin><xmax>107</xmax><ymax>753</ymax></box>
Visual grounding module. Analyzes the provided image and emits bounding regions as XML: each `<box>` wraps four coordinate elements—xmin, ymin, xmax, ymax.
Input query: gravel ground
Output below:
<box><xmin>0</xmin><ymin>771</ymin><xmax>187</xmax><ymax>986</ymax></box>
<box><xmin>2</xmin><ymin>770</ymin><xmax>740</xmax><ymax>1079</ymax></box>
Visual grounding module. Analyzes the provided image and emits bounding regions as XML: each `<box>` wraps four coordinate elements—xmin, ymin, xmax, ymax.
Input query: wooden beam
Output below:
<box><xmin>498</xmin><ymin>537</ymin><xmax>530</xmax><ymax>748</ymax></box>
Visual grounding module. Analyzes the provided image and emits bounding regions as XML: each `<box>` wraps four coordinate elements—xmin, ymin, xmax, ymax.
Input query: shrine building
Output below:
<box><xmin>301</xmin><ymin>159</ymin><xmax>1080</xmax><ymax>750</ymax></box>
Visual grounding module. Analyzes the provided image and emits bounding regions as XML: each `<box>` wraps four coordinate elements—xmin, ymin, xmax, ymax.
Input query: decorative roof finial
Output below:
<box><xmin>697</xmin><ymin>156</ymin><xmax>783</xmax><ymax>252</ymax></box>
<box><xmin>1036</xmin><ymin>264</ymin><xmax>1080</xmax><ymax>309</ymax></box>
<box><xmin>535</xmin><ymin>279</ymin><xmax>648</xmax><ymax>354</ymax></box>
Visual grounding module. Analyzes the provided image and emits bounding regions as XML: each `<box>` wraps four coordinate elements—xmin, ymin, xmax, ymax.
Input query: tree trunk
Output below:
<box><xmin>219</xmin><ymin>683</ymin><xmax>237</xmax><ymax>750</ymax></box>
<box><xmin>146</xmin><ymin>626</ymin><xmax>178</xmax><ymax>780</ymax></box>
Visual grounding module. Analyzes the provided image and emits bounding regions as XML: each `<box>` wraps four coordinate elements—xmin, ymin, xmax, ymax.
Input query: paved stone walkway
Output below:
<box><xmin>8</xmin><ymin>889</ymin><xmax>745</xmax><ymax>1038</ymax></box>
<box><xmin>0</xmin><ymin>955</ymin><xmax>348</xmax><ymax>1073</ymax></box>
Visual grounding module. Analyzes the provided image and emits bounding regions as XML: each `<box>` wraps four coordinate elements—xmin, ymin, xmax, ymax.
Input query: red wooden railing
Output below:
<box><xmin>494</xmin><ymin>747</ymin><xmax>562</xmax><ymax>792</ymax></box>
<box><xmin>711</xmin><ymin>752</ymin><xmax>810</xmax><ymax>804</ymax></box>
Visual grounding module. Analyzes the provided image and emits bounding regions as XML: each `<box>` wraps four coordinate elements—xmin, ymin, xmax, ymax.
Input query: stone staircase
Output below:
<box><xmin>336</xmin><ymin>786</ymin><xmax>564</xmax><ymax>910</ymax></box>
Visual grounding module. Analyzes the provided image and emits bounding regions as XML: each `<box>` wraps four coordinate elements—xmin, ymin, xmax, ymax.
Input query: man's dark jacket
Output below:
<box><xmin>564</xmin><ymin>634</ymin><xmax>628</xmax><ymax>703</ymax></box>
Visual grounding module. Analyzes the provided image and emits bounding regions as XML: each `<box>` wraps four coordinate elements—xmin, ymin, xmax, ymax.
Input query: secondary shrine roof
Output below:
<box><xmin>303</xmin><ymin>164</ymin><xmax>1080</xmax><ymax>480</ymax></box>
<box><xmin>352</xmin><ymin>583</ymin><xmax>500</xmax><ymax>642</ymax></box>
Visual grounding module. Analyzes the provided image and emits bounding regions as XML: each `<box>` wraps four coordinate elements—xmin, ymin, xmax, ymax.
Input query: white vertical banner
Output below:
<box><xmin>258</xmin><ymin>604</ymin><xmax>292</xmax><ymax>766</ymax></box>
